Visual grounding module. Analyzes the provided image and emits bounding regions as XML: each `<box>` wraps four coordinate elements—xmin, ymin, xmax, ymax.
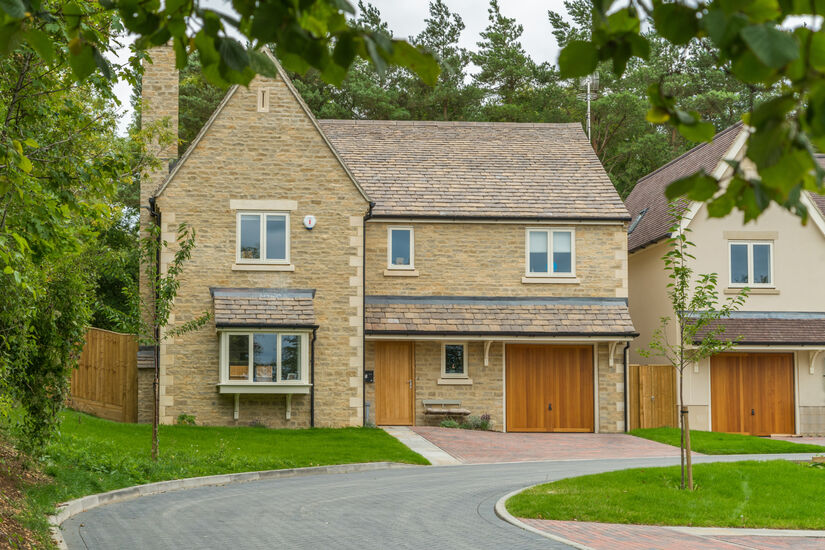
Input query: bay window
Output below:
<box><xmin>220</xmin><ymin>331</ymin><xmax>308</xmax><ymax>385</ymax></box>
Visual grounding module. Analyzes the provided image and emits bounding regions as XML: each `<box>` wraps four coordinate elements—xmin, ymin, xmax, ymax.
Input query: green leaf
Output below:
<box><xmin>706</xmin><ymin>193</ymin><xmax>735</xmax><ymax>218</ymax></box>
<box><xmin>678</xmin><ymin>120</ymin><xmax>716</xmax><ymax>142</ymax></box>
<box><xmin>0</xmin><ymin>0</ymin><xmax>26</xmax><ymax>19</ymax></box>
<box><xmin>558</xmin><ymin>40</ymin><xmax>597</xmax><ymax>78</ymax></box>
<box><xmin>388</xmin><ymin>40</ymin><xmax>439</xmax><ymax>86</ymax></box>
<box><xmin>652</xmin><ymin>3</ymin><xmax>698</xmax><ymax>45</ymax></box>
<box><xmin>217</xmin><ymin>37</ymin><xmax>249</xmax><ymax>73</ymax></box>
<box><xmin>68</xmin><ymin>42</ymin><xmax>96</xmax><ymax>81</ymax></box>
<box><xmin>2</xmin><ymin>265</ymin><xmax>12</xmax><ymax>275</ymax></box>
<box><xmin>23</xmin><ymin>28</ymin><xmax>54</xmax><ymax>63</ymax></box>
<box><xmin>740</xmin><ymin>24</ymin><xmax>799</xmax><ymax>68</ymax></box>
<box><xmin>665</xmin><ymin>171</ymin><xmax>718</xmax><ymax>200</ymax></box>
<box><xmin>646</xmin><ymin>106</ymin><xmax>670</xmax><ymax>123</ymax></box>
<box><xmin>249</xmin><ymin>49</ymin><xmax>277</xmax><ymax>78</ymax></box>
<box><xmin>810</xmin><ymin>31</ymin><xmax>825</xmax><ymax>72</ymax></box>
<box><xmin>731</xmin><ymin>49</ymin><xmax>775</xmax><ymax>83</ymax></box>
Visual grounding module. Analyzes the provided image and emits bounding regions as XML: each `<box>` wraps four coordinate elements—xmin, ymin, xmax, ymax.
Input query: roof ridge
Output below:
<box><xmin>317</xmin><ymin>119</ymin><xmax>581</xmax><ymax>128</ymax></box>
<box><xmin>635</xmin><ymin>121</ymin><xmax>744</xmax><ymax>186</ymax></box>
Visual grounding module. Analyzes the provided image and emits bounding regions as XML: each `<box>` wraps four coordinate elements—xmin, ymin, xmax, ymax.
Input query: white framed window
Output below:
<box><xmin>236</xmin><ymin>212</ymin><xmax>290</xmax><ymax>264</ymax></box>
<box><xmin>220</xmin><ymin>330</ymin><xmax>309</xmax><ymax>384</ymax></box>
<box><xmin>387</xmin><ymin>226</ymin><xmax>414</xmax><ymax>270</ymax></box>
<box><xmin>441</xmin><ymin>342</ymin><xmax>468</xmax><ymax>378</ymax></box>
<box><xmin>525</xmin><ymin>228</ymin><xmax>575</xmax><ymax>276</ymax></box>
<box><xmin>729</xmin><ymin>241</ymin><xmax>773</xmax><ymax>287</ymax></box>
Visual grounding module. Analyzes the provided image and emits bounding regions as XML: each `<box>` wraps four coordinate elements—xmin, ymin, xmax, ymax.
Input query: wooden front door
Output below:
<box><xmin>711</xmin><ymin>353</ymin><xmax>794</xmax><ymax>435</ymax></box>
<box><xmin>506</xmin><ymin>345</ymin><xmax>593</xmax><ymax>432</ymax></box>
<box><xmin>374</xmin><ymin>341</ymin><xmax>414</xmax><ymax>425</ymax></box>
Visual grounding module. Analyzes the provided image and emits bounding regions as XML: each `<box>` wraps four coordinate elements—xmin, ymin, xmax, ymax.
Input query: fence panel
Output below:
<box><xmin>628</xmin><ymin>364</ymin><xmax>678</xmax><ymax>430</ymax></box>
<box><xmin>69</xmin><ymin>328</ymin><xmax>138</xmax><ymax>422</ymax></box>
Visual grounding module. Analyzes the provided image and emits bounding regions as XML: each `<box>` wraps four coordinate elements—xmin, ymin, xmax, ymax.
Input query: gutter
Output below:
<box><xmin>362</xmin><ymin>201</ymin><xmax>375</xmax><ymax>426</ymax></box>
<box><xmin>365</xmin><ymin>330</ymin><xmax>640</xmax><ymax>338</ymax></box>
<box><xmin>368</xmin><ymin>214</ymin><xmax>631</xmax><ymax>223</ymax></box>
<box><xmin>623</xmin><ymin>341</ymin><xmax>630</xmax><ymax>433</ymax></box>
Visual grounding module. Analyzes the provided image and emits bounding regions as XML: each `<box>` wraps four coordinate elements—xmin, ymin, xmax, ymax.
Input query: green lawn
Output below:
<box><xmin>630</xmin><ymin>427</ymin><xmax>825</xmax><ymax>455</ymax></box>
<box><xmin>507</xmin><ymin>460</ymin><xmax>825</xmax><ymax>529</ymax></box>
<box><xmin>18</xmin><ymin>410</ymin><xmax>426</xmax><ymax>545</ymax></box>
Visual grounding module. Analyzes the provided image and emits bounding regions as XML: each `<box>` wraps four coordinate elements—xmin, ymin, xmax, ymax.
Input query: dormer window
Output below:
<box><xmin>628</xmin><ymin>208</ymin><xmax>647</xmax><ymax>234</ymax></box>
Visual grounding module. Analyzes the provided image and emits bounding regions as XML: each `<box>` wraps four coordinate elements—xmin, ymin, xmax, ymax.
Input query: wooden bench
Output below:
<box><xmin>423</xmin><ymin>399</ymin><xmax>470</xmax><ymax>417</ymax></box>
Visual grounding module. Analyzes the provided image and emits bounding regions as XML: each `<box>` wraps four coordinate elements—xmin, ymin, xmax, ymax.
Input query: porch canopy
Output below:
<box><xmin>210</xmin><ymin>287</ymin><xmax>316</xmax><ymax>329</ymax></box>
<box><xmin>692</xmin><ymin>311</ymin><xmax>825</xmax><ymax>346</ymax></box>
<box><xmin>365</xmin><ymin>295</ymin><xmax>636</xmax><ymax>337</ymax></box>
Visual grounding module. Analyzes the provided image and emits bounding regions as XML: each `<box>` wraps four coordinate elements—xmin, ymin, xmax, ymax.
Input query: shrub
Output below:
<box><xmin>461</xmin><ymin>414</ymin><xmax>491</xmax><ymax>431</ymax></box>
<box><xmin>440</xmin><ymin>419</ymin><xmax>460</xmax><ymax>429</ymax></box>
<box><xmin>176</xmin><ymin>414</ymin><xmax>196</xmax><ymax>425</ymax></box>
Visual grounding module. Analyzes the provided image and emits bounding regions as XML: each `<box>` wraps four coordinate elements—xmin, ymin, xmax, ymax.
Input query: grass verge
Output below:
<box><xmin>507</xmin><ymin>460</ymin><xmax>825</xmax><ymax>529</ymax></box>
<box><xmin>9</xmin><ymin>410</ymin><xmax>427</xmax><ymax>547</ymax></box>
<box><xmin>630</xmin><ymin>427</ymin><xmax>825</xmax><ymax>455</ymax></box>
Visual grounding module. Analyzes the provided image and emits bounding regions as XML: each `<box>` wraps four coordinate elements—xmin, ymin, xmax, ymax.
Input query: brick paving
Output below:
<box><xmin>775</xmin><ymin>436</ymin><xmax>825</xmax><ymax>446</ymax></box>
<box><xmin>522</xmin><ymin>520</ymin><xmax>825</xmax><ymax>550</ymax></box>
<box><xmin>411</xmin><ymin>427</ymin><xmax>684</xmax><ymax>463</ymax></box>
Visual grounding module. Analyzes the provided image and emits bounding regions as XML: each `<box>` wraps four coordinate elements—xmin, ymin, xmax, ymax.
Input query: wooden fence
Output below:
<box><xmin>628</xmin><ymin>364</ymin><xmax>678</xmax><ymax>430</ymax></box>
<box><xmin>69</xmin><ymin>328</ymin><xmax>138</xmax><ymax>423</ymax></box>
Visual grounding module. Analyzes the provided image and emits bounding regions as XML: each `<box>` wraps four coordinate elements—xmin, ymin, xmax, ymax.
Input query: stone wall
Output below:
<box><xmin>597</xmin><ymin>343</ymin><xmax>625</xmax><ymax>433</ymax></box>
<box><xmin>146</xmin><ymin>61</ymin><xmax>368</xmax><ymax>427</ymax></box>
<box><xmin>365</xmin><ymin>221</ymin><xmax>628</xmax><ymax>298</ymax></box>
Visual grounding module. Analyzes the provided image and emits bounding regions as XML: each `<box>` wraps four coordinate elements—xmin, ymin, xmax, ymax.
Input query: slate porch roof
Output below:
<box><xmin>365</xmin><ymin>296</ymin><xmax>637</xmax><ymax>336</ymax></box>
<box><xmin>211</xmin><ymin>288</ymin><xmax>316</xmax><ymax>328</ymax></box>
<box><xmin>319</xmin><ymin>120</ymin><xmax>630</xmax><ymax>220</ymax></box>
<box><xmin>692</xmin><ymin>312</ymin><xmax>825</xmax><ymax>346</ymax></box>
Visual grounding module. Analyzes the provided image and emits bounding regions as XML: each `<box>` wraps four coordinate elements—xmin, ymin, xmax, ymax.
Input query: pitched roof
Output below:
<box><xmin>364</xmin><ymin>296</ymin><xmax>636</xmax><ymax>336</ymax></box>
<box><xmin>318</xmin><ymin>120</ymin><xmax>630</xmax><ymax>220</ymax></box>
<box><xmin>211</xmin><ymin>288</ymin><xmax>316</xmax><ymax>328</ymax></box>
<box><xmin>693</xmin><ymin>312</ymin><xmax>825</xmax><ymax>346</ymax></box>
<box><xmin>625</xmin><ymin>123</ymin><xmax>745</xmax><ymax>252</ymax></box>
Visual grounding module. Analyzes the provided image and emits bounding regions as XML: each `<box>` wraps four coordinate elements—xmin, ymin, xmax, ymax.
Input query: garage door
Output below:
<box><xmin>505</xmin><ymin>345</ymin><xmax>594</xmax><ymax>432</ymax></box>
<box><xmin>711</xmin><ymin>353</ymin><xmax>794</xmax><ymax>436</ymax></box>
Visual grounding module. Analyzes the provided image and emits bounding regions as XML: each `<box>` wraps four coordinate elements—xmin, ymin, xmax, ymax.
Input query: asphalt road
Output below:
<box><xmin>60</xmin><ymin>454</ymin><xmax>811</xmax><ymax>550</ymax></box>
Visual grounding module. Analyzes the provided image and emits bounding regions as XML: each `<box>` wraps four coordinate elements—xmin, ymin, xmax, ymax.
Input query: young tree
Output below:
<box><xmin>641</xmin><ymin>208</ymin><xmax>748</xmax><ymax>490</ymax></box>
<box><xmin>127</xmin><ymin>222</ymin><xmax>210</xmax><ymax>460</ymax></box>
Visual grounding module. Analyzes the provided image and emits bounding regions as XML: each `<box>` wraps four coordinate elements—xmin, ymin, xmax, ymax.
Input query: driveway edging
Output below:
<box><xmin>493</xmin><ymin>487</ymin><xmax>595</xmax><ymax>550</ymax></box>
<box><xmin>49</xmin><ymin>461</ymin><xmax>415</xmax><ymax>549</ymax></box>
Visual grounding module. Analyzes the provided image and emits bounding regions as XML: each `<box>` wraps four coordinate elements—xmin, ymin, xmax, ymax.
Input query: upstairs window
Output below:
<box><xmin>237</xmin><ymin>212</ymin><xmax>289</xmax><ymax>264</ymax></box>
<box><xmin>221</xmin><ymin>331</ymin><xmax>307</xmax><ymax>384</ymax></box>
<box><xmin>729</xmin><ymin>241</ymin><xmax>773</xmax><ymax>287</ymax></box>
<box><xmin>388</xmin><ymin>227</ymin><xmax>414</xmax><ymax>269</ymax></box>
<box><xmin>526</xmin><ymin>229</ymin><xmax>575</xmax><ymax>276</ymax></box>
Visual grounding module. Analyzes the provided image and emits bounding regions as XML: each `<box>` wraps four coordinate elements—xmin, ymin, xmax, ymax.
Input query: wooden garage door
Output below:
<box><xmin>711</xmin><ymin>353</ymin><xmax>794</xmax><ymax>436</ymax></box>
<box><xmin>506</xmin><ymin>345</ymin><xmax>593</xmax><ymax>432</ymax></box>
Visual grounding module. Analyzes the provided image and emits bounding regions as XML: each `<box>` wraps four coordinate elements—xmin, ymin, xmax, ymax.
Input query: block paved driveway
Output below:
<box><xmin>410</xmin><ymin>426</ymin><xmax>684</xmax><ymax>463</ymax></box>
<box><xmin>61</xmin><ymin>454</ymin><xmax>819</xmax><ymax>550</ymax></box>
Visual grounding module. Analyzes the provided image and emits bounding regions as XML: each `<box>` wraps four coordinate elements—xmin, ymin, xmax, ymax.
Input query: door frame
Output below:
<box><xmin>503</xmin><ymin>342</ymin><xmax>597</xmax><ymax>433</ymax></box>
<box><xmin>374</xmin><ymin>341</ymin><xmax>415</xmax><ymax>426</ymax></box>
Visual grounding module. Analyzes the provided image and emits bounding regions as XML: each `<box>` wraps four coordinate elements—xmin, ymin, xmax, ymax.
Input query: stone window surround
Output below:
<box><xmin>439</xmin><ymin>341</ymin><xmax>472</xmax><ymax>385</ymax></box>
<box><xmin>387</xmin><ymin>225</ymin><xmax>415</xmax><ymax>271</ymax></box>
<box><xmin>217</xmin><ymin>329</ymin><xmax>310</xmax><ymax>387</ymax></box>
<box><xmin>524</xmin><ymin>227</ymin><xmax>577</xmax><ymax>279</ymax></box>
<box><xmin>727</xmin><ymin>239</ymin><xmax>775</xmax><ymax>289</ymax></box>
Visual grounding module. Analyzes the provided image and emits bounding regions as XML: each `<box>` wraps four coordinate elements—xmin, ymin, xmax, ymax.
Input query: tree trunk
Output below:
<box><xmin>152</xmin><ymin>351</ymin><xmax>159</xmax><ymax>461</ymax></box>
<box><xmin>683</xmin><ymin>406</ymin><xmax>694</xmax><ymax>490</ymax></box>
<box><xmin>680</xmin><ymin>407</ymin><xmax>686</xmax><ymax>489</ymax></box>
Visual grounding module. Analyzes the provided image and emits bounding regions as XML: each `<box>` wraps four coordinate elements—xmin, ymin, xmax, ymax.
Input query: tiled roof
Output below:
<box><xmin>812</xmin><ymin>155</ymin><xmax>825</xmax><ymax>218</ymax></box>
<box><xmin>365</xmin><ymin>296</ymin><xmax>636</xmax><ymax>336</ymax></box>
<box><xmin>211</xmin><ymin>288</ymin><xmax>315</xmax><ymax>328</ymax></box>
<box><xmin>692</xmin><ymin>312</ymin><xmax>825</xmax><ymax>345</ymax></box>
<box><xmin>318</xmin><ymin>120</ymin><xmax>630</xmax><ymax>220</ymax></box>
<box><xmin>625</xmin><ymin>123</ymin><xmax>745</xmax><ymax>252</ymax></box>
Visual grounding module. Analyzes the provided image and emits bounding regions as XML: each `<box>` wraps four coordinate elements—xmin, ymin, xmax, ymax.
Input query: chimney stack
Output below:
<box><xmin>141</xmin><ymin>43</ymin><xmax>179</xmax><ymax>205</ymax></box>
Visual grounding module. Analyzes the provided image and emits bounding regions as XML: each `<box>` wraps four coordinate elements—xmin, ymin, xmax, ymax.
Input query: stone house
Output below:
<box><xmin>626</xmin><ymin>122</ymin><xmax>825</xmax><ymax>436</ymax></box>
<box><xmin>139</xmin><ymin>45</ymin><xmax>636</xmax><ymax>432</ymax></box>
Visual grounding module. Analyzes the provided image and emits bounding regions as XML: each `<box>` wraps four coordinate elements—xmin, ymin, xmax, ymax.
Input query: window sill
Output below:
<box><xmin>232</xmin><ymin>263</ymin><xmax>295</xmax><ymax>272</ymax></box>
<box><xmin>217</xmin><ymin>383</ymin><xmax>311</xmax><ymax>394</ymax></box>
<box><xmin>384</xmin><ymin>269</ymin><xmax>419</xmax><ymax>277</ymax></box>
<box><xmin>437</xmin><ymin>377</ymin><xmax>472</xmax><ymax>386</ymax></box>
<box><xmin>521</xmin><ymin>276</ymin><xmax>580</xmax><ymax>284</ymax></box>
<box><xmin>724</xmin><ymin>287</ymin><xmax>779</xmax><ymax>295</ymax></box>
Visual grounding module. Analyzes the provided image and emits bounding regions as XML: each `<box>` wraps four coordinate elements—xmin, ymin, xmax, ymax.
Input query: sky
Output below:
<box><xmin>112</xmin><ymin>0</ymin><xmax>569</xmax><ymax>133</ymax></box>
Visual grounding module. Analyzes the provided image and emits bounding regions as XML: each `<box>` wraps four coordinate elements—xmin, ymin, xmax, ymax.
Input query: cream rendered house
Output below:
<box><xmin>626</xmin><ymin>123</ymin><xmax>825</xmax><ymax>436</ymax></box>
<box><xmin>138</xmin><ymin>45</ymin><xmax>637</xmax><ymax>432</ymax></box>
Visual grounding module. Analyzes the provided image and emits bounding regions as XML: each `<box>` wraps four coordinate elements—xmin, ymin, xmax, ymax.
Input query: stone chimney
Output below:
<box><xmin>140</xmin><ymin>43</ymin><xmax>179</xmax><ymax>207</ymax></box>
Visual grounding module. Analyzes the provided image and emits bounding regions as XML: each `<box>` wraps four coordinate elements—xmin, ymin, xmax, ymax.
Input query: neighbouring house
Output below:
<box><xmin>138</xmin><ymin>44</ymin><xmax>636</xmax><ymax>432</ymax></box>
<box><xmin>626</xmin><ymin>122</ymin><xmax>825</xmax><ymax>436</ymax></box>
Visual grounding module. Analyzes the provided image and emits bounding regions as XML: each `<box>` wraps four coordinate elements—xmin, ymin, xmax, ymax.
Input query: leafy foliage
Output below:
<box><xmin>556</xmin><ymin>0</ymin><xmax>825</xmax><ymax>221</ymax></box>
